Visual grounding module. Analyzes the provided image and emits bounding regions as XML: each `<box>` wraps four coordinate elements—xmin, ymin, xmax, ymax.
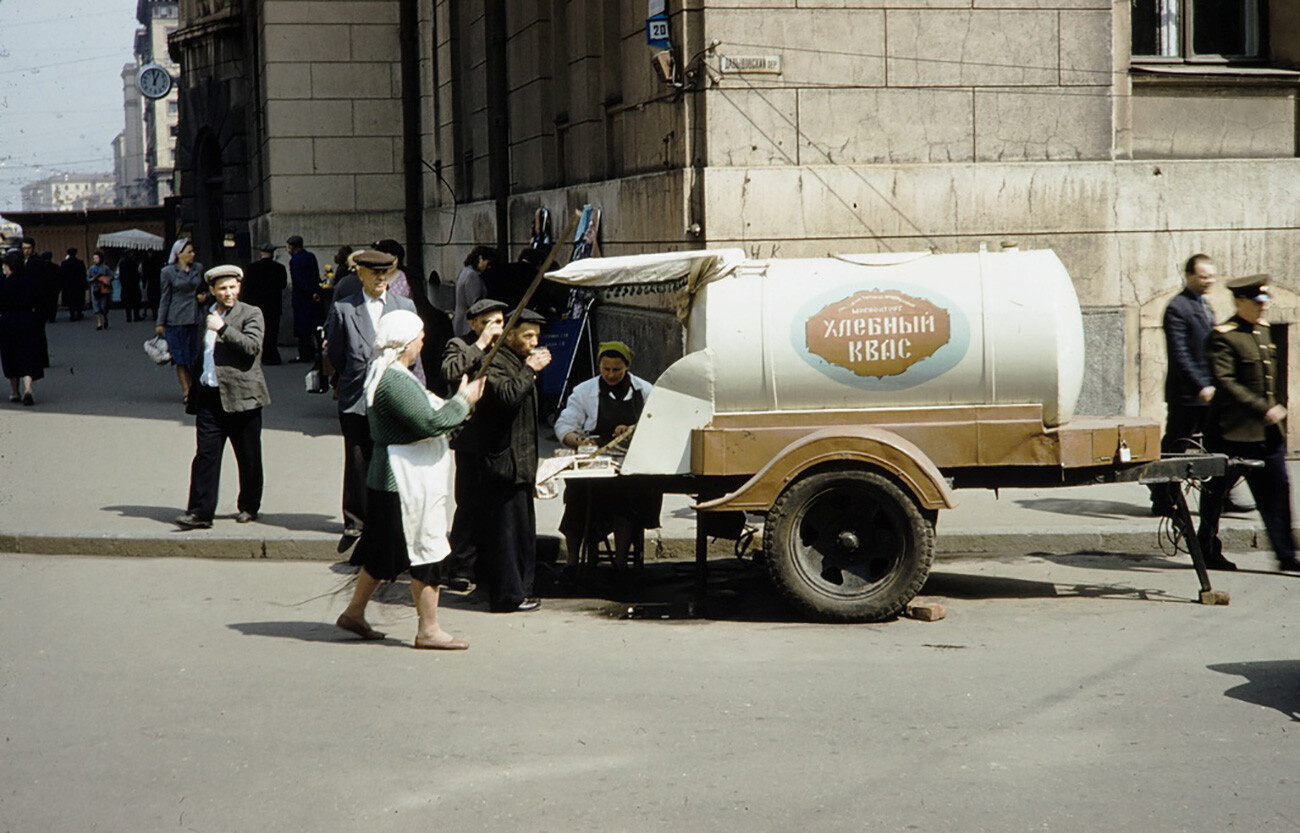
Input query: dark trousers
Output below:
<box><xmin>186</xmin><ymin>385</ymin><xmax>263</xmax><ymax>520</ymax></box>
<box><xmin>261</xmin><ymin>306</ymin><xmax>282</xmax><ymax>364</ymax></box>
<box><xmin>339</xmin><ymin>411</ymin><xmax>373</xmax><ymax>530</ymax></box>
<box><xmin>476</xmin><ymin>479</ymin><xmax>536</xmax><ymax>607</ymax></box>
<box><xmin>1198</xmin><ymin>430</ymin><xmax>1296</xmax><ymax>563</ymax></box>
<box><xmin>297</xmin><ymin>335</ymin><xmax>315</xmax><ymax>363</ymax></box>
<box><xmin>1150</xmin><ymin>403</ymin><xmax>1208</xmax><ymax>510</ymax></box>
<box><xmin>446</xmin><ymin>450</ymin><xmax>481</xmax><ymax>580</ymax></box>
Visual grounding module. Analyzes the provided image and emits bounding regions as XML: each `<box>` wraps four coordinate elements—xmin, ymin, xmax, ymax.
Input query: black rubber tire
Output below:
<box><xmin>764</xmin><ymin>468</ymin><xmax>935</xmax><ymax>622</ymax></box>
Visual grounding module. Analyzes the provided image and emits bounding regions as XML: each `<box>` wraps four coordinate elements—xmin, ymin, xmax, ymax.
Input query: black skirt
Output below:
<box><xmin>558</xmin><ymin>476</ymin><xmax>664</xmax><ymax>539</ymax></box>
<box><xmin>350</xmin><ymin>488</ymin><xmax>453</xmax><ymax>586</ymax></box>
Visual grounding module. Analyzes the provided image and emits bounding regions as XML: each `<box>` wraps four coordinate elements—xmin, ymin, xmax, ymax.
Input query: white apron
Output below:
<box><xmin>386</xmin><ymin>387</ymin><xmax>457</xmax><ymax>567</ymax></box>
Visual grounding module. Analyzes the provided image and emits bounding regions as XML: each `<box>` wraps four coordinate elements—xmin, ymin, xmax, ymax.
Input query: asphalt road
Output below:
<box><xmin>1</xmin><ymin>550</ymin><xmax>1297</xmax><ymax>832</ymax></box>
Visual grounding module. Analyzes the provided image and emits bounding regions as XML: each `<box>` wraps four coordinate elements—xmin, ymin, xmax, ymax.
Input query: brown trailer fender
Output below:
<box><xmin>694</xmin><ymin>426</ymin><xmax>957</xmax><ymax>513</ymax></box>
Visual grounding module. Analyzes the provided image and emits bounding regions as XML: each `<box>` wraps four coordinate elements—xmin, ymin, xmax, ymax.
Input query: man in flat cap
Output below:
<box><xmin>175</xmin><ymin>265</ymin><xmax>271</xmax><ymax>529</ymax></box>
<box><xmin>454</xmin><ymin>308</ymin><xmax>551</xmax><ymax>611</ymax></box>
<box><xmin>241</xmin><ymin>244</ymin><xmax>287</xmax><ymax>365</ymax></box>
<box><xmin>325</xmin><ymin>249</ymin><xmax>416</xmax><ymax>539</ymax></box>
<box><xmin>439</xmin><ymin>297</ymin><xmax>509</xmax><ymax>589</ymax></box>
<box><xmin>1197</xmin><ymin>274</ymin><xmax>1300</xmax><ymax>572</ymax></box>
<box><xmin>287</xmin><ymin>234</ymin><xmax>323</xmax><ymax>363</ymax></box>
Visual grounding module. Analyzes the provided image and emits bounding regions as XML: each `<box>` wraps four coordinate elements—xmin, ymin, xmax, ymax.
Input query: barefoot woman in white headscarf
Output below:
<box><xmin>335</xmin><ymin>309</ymin><xmax>485</xmax><ymax>649</ymax></box>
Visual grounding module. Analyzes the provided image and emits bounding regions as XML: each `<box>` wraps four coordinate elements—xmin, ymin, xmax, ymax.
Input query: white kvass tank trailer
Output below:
<box><xmin>544</xmin><ymin>249</ymin><xmax>1206</xmax><ymax>622</ymax></box>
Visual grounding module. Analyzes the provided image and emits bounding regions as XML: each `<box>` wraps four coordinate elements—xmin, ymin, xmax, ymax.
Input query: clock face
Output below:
<box><xmin>137</xmin><ymin>64</ymin><xmax>172</xmax><ymax>100</ymax></box>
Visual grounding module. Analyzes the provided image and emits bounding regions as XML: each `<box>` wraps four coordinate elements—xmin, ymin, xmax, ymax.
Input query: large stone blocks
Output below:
<box><xmin>263</xmin><ymin>0</ymin><xmax>399</xmax><ymax>26</ymax></box>
<box><xmin>886</xmin><ymin>10</ymin><xmax>1059</xmax><ymax>87</ymax></box>
<box><xmin>266</xmin><ymin>99</ymin><xmax>354</xmax><ymax>138</ymax></box>
<box><xmin>310</xmin><ymin>62</ymin><xmax>393</xmax><ymax>99</ymax></box>
<box><xmin>311</xmin><ymin>137</ymin><xmax>395</xmax><ymax>174</ymax></box>
<box><xmin>973</xmin><ymin>88</ymin><xmax>1113</xmax><ymax>161</ymax></box>
<box><xmin>796</xmin><ymin>88</ymin><xmax>974</xmax><ymax>164</ymax></box>
<box><xmin>704</xmin><ymin>9</ymin><xmax>885</xmax><ymax>88</ymax></box>
<box><xmin>264</xmin><ymin>24</ymin><xmax>352</xmax><ymax>63</ymax></box>
<box><xmin>1131</xmin><ymin>93</ymin><xmax>1298</xmax><ymax>160</ymax></box>
<box><xmin>704</xmin><ymin>88</ymin><xmax>798</xmax><ymax>166</ymax></box>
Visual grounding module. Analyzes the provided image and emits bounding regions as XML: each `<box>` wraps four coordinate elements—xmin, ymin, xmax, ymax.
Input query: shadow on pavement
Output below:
<box><xmin>924</xmin><ymin>567</ymin><xmax>1183</xmax><ymax>604</ymax></box>
<box><xmin>250</xmin><ymin>512</ymin><xmax>338</xmax><ymax>533</ymax></box>
<box><xmin>1014</xmin><ymin>497</ymin><xmax>1155</xmax><ymax>520</ymax></box>
<box><xmin>1207</xmin><ymin>660</ymin><xmax>1300</xmax><ymax>721</ymax></box>
<box><xmin>227</xmin><ymin>620</ymin><xmax>406</xmax><ymax>646</ymax></box>
<box><xmin>102</xmin><ymin>504</ymin><xmax>183</xmax><ymax>525</ymax></box>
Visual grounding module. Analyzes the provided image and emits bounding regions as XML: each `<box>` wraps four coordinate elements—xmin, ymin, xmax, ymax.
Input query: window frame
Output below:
<box><xmin>1131</xmin><ymin>0</ymin><xmax>1267</xmax><ymax>65</ymax></box>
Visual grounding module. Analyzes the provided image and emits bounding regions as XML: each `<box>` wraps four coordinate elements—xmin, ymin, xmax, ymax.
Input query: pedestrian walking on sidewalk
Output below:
<box><xmin>60</xmin><ymin>248</ymin><xmax>86</xmax><ymax>322</ymax></box>
<box><xmin>0</xmin><ymin>250</ymin><xmax>44</xmax><ymax>406</ymax></box>
<box><xmin>88</xmin><ymin>251</ymin><xmax>114</xmax><ymax>330</ymax></box>
<box><xmin>155</xmin><ymin>239</ymin><xmax>207</xmax><ymax>405</ymax></box>
<box><xmin>335</xmin><ymin>309</ymin><xmax>483</xmax><ymax>649</ymax></box>
<box><xmin>175</xmin><ymin>265</ymin><xmax>270</xmax><ymax>530</ymax></box>
<box><xmin>325</xmin><ymin>249</ymin><xmax>416</xmax><ymax>538</ymax></box>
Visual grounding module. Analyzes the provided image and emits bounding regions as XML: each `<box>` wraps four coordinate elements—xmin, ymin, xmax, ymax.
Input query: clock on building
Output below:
<box><xmin>136</xmin><ymin>64</ymin><xmax>173</xmax><ymax>100</ymax></box>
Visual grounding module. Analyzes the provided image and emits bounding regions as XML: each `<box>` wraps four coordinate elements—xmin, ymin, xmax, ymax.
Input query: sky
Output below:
<box><xmin>0</xmin><ymin>0</ymin><xmax>142</xmax><ymax>213</ymax></box>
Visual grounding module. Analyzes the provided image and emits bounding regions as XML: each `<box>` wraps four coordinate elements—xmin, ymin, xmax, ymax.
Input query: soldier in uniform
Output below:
<box><xmin>1196</xmin><ymin>274</ymin><xmax>1300</xmax><ymax>572</ymax></box>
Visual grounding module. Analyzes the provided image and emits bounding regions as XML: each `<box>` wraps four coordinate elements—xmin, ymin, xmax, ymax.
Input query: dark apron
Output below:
<box><xmin>593</xmin><ymin>382</ymin><xmax>644</xmax><ymax>444</ymax></box>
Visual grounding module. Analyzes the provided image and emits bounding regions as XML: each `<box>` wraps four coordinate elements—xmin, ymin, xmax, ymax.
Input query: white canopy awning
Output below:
<box><xmin>545</xmin><ymin>248</ymin><xmax>746</xmax><ymax>287</ymax></box>
<box><xmin>96</xmin><ymin>228</ymin><xmax>164</xmax><ymax>251</ymax></box>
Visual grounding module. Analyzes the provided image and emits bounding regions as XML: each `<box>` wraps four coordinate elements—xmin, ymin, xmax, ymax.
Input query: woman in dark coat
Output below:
<box><xmin>0</xmin><ymin>250</ymin><xmax>45</xmax><ymax>405</ymax></box>
<box><xmin>118</xmin><ymin>253</ymin><xmax>143</xmax><ymax>322</ymax></box>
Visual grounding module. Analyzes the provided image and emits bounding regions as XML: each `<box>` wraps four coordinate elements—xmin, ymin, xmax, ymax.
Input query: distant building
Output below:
<box><xmin>20</xmin><ymin>173</ymin><xmax>117</xmax><ymax>212</ymax></box>
<box><xmin>113</xmin><ymin>0</ymin><xmax>180</xmax><ymax>207</ymax></box>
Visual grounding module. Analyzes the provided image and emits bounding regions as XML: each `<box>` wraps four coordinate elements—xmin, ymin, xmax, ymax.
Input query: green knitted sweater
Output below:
<box><xmin>365</xmin><ymin>366</ymin><xmax>471</xmax><ymax>492</ymax></box>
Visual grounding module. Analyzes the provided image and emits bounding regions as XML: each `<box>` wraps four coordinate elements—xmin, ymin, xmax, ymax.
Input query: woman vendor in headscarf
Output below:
<box><xmin>553</xmin><ymin>340</ymin><xmax>662</xmax><ymax>576</ymax></box>
<box><xmin>335</xmin><ymin>309</ymin><xmax>485</xmax><ymax>650</ymax></box>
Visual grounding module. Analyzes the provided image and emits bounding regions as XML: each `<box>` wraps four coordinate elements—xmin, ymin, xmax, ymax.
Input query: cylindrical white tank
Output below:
<box><xmin>688</xmin><ymin>249</ymin><xmax>1085</xmax><ymax>426</ymax></box>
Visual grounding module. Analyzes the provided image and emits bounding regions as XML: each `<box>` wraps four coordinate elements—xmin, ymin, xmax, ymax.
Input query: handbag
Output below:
<box><xmin>143</xmin><ymin>335</ymin><xmax>171</xmax><ymax>366</ymax></box>
<box><xmin>305</xmin><ymin>368</ymin><xmax>329</xmax><ymax>394</ymax></box>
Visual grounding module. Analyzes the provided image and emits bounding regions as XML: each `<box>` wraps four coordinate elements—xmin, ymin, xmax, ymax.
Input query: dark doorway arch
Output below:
<box><xmin>193</xmin><ymin>130</ymin><xmax>224</xmax><ymax>266</ymax></box>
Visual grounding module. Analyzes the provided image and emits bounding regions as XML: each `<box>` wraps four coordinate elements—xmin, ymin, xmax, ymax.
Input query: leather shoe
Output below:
<box><xmin>174</xmin><ymin>513</ymin><xmax>212</xmax><ymax>529</ymax></box>
<box><xmin>1203</xmin><ymin>556</ymin><xmax>1238</xmax><ymax>572</ymax></box>
<box><xmin>1277</xmin><ymin>557</ymin><xmax>1300</xmax><ymax>573</ymax></box>
<box><xmin>235</xmin><ymin>511</ymin><xmax>257</xmax><ymax>524</ymax></box>
<box><xmin>490</xmin><ymin>597</ymin><xmax>541</xmax><ymax>613</ymax></box>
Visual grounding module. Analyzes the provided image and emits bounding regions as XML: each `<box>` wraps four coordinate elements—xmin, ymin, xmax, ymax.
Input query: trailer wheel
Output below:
<box><xmin>765</xmin><ymin>468</ymin><xmax>934</xmax><ymax>622</ymax></box>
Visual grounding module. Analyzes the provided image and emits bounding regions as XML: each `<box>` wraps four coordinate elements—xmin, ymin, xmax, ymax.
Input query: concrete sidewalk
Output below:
<box><xmin>0</xmin><ymin>314</ymin><xmax>1282</xmax><ymax>560</ymax></box>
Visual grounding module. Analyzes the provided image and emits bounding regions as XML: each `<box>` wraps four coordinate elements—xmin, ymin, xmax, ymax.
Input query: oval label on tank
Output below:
<box><xmin>804</xmin><ymin>290</ymin><xmax>951</xmax><ymax>378</ymax></box>
<box><xmin>791</xmin><ymin>283</ymin><xmax>970</xmax><ymax>391</ymax></box>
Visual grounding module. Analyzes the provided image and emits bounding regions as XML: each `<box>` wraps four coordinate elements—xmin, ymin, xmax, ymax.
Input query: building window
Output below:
<box><xmin>1132</xmin><ymin>0</ymin><xmax>1263</xmax><ymax>61</ymax></box>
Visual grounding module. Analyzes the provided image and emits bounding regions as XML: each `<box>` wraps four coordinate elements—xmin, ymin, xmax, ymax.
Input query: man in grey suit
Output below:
<box><xmin>175</xmin><ymin>266</ymin><xmax>271</xmax><ymax>529</ymax></box>
<box><xmin>325</xmin><ymin>249</ymin><xmax>416</xmax><ymax>537</ymax></box>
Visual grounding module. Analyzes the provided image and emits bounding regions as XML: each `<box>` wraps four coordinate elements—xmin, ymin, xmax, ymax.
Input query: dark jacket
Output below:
<box><xmin>289</xmin><ymin>248</ymin><xmax>323</xmax><ymax>337</ymax></box>
<box><xmin>185</xmin><ymin>301</ymin><xmax>271</xmax><ymax>414</ymax></box>
<box><xmin>60</xmin><ymin>256</ymin><xmax>86</xmax><ymax>300</ymax></box>
<box><xmin>455</xmin><ymin>345</ymin><xmax>539</xmax><ymax>486</ymax></box>
<box><xmin>324</xmin><ymin>290</ymin><xmax>416</xmax><ymax>415</ymax></box>
<box><xmin>1207</xmin><ymin>315</ymin><xmax>1282</xmax><ymax>443</ymax></box>
<box><xmin>1162</xmin><ymin>288</ymin><xmax>1215</xmax><ymax>407</ymax></box>
<box><xmin>242</xmin><ymin>257</ymin><xmax>287</xmax><ymax>314</ymax></box>
<box><xmin>440</xmin><ymin>334</ymin><xmax>485</xmax><ymax>389</ymax></box>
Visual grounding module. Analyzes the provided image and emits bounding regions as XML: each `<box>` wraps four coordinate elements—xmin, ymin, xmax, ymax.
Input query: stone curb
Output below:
<box><xmin>0</xmin><ymin>527</ymin><xmax>1265</xmax><ymax>561</ymax></box>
